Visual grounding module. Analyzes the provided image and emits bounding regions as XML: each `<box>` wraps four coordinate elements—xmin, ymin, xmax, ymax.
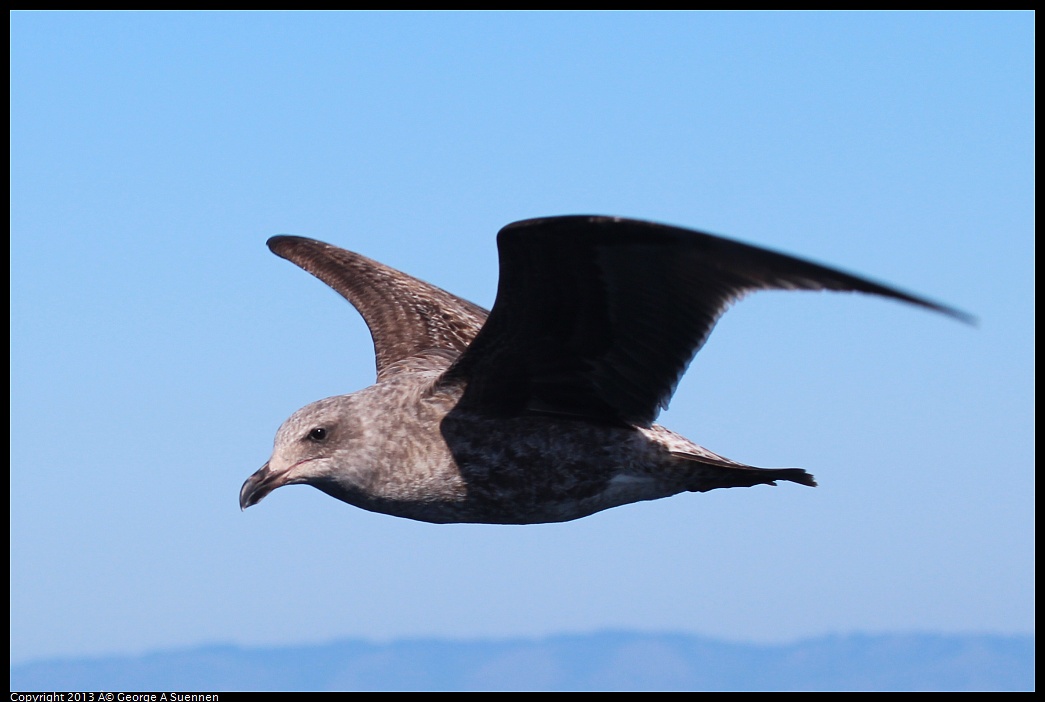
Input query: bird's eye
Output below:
<box><xmin>308</xmin><ymin>427</ymin><xmax>328</xmax><ymax>442</ymax></box>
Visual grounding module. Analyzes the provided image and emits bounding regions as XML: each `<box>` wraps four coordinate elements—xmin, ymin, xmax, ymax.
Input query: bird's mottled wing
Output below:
<box><xmin>447</xmin><ymin>215</ymin><xmax>973</xmax><ymax>428</ymax></box>
<box><xmin>268</xmin><ymin>236</ymin><xmax>488</xmax><ymax>380</ymax></box>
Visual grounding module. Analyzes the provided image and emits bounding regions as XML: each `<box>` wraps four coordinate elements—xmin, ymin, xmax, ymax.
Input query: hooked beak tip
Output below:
<box><xmin>239</xmin><ymin>461</ymin><xmax>273</xmax><ymax>511</ymax></box>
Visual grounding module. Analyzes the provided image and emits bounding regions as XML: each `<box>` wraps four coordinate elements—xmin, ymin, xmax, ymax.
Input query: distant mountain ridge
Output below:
<box><xmin>10</xmin><ymin>631</ymin><xmax>1034</xmax><ymax>692</ymax></box>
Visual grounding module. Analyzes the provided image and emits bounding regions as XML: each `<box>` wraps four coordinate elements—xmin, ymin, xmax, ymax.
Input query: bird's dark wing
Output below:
<box><xmin>445</xmin><ymin>215</ymin><xmax>973</xmax><ymax>428</ymax></box>
<box><xmin>268</xmin><ymin>236</ymin><xmax>488</xmax><ymax>380</ymax></box>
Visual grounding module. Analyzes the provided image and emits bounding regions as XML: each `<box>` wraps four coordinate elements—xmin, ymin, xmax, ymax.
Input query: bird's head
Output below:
<box><xmin>239</xmin><ymin>395</ymin><xmax>363</xmax><ymax>510</ymax></box>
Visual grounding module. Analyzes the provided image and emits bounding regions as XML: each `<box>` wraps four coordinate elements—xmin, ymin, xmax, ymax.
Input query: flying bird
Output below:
<box><xmin>239</xmin><ymin>215</ymin><xmax>972</xmax><ymax>524</ymax></box>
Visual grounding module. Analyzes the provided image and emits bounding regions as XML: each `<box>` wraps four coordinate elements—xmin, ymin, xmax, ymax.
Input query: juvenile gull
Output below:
<box><xmin>240</xmin><ymin>215</ymin><xmax>972</xmax><ymax>524</ymax></box>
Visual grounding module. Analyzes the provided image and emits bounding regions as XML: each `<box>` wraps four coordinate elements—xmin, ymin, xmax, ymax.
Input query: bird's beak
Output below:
<box><xmin>239</xmin><ymin>461</ymin><xmax>283</xmax><ymax>510</ymax></box>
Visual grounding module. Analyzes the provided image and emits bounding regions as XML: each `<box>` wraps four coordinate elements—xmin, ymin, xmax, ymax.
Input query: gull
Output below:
<box><xmin>239</xmin><ymin>215</ymin><xmax>972</xmax><ymax>524</ymax></box>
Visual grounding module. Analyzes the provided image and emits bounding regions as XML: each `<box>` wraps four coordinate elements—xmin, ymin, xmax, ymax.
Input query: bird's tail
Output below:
<box><xmin>670</xmin><ymin>448</ymin><xmax>817</xmax><ymax>491</ymax></box>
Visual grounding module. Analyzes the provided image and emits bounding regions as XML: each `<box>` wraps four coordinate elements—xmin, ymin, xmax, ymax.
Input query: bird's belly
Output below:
<box><xmin>429</xmin><ymin>412</ymin><xmax>684</xmax><ymax>523</ymax></box>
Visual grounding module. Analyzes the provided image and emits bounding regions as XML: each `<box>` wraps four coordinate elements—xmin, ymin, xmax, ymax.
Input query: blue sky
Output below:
<box><xmin>10</xmin><ymin>11</ymin><xmax>1033</xmax><ymax>665</ymax></box>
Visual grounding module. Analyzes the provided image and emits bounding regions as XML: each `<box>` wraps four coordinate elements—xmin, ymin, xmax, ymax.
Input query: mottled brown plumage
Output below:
<box><xmin>239</xmin><ymin>215</ymin><xmax>971</xmax><ymax>524</ymax></box>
